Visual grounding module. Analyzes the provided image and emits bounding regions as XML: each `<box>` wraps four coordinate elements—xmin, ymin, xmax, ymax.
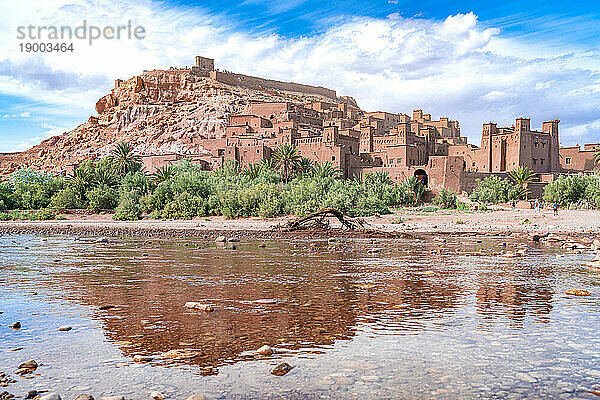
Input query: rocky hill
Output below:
<box><xmin>0</xmin><ymin>67</ymin><xmax>347</xmax><ymax>178</ymax></box>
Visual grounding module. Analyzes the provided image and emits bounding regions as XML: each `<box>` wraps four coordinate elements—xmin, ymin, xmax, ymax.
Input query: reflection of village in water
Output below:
<box><xmin>32</xmin><ymin>235</ymin><xmax>559</xmax><ymax>372</ymax></box>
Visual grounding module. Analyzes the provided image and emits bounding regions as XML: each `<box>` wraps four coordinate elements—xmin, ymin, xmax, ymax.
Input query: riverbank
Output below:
<box><xmin>0</xmin><ymin>208</ymin><xmax>598</xmax><ymax>238</ymax></box>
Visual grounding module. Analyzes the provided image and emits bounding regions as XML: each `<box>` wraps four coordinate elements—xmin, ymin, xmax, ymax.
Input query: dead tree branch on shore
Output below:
<box><xmin>282</xmin><ymin>208</ymin><xmax>370</xmax><ymax>232</ymax></box>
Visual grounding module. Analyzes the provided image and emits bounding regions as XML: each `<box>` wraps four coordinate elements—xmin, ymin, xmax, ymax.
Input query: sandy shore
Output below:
<box><xmin>0</xmin><ymin>207</ymin><xmax>598</xmax><ymax>238</ymax></box>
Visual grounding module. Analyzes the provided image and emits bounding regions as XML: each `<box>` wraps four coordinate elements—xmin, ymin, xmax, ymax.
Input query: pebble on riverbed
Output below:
<box><xmin>133</xmin><ymin>355</ymin><xmax>153</xmax><ymax>363</ymax></box>
<box><xmin>270</xmin><ymin>362</ymin><xmax>294</xmax><ymax>376</ymax></box>
<box><xmin>149</xmin><ymin>391</ymin><xmax>165</xmax><ymax>400</ymax></box>
<box><xmin>73</xmin><ymin>395</ymin><xmax>94</xmax><ymax>400</ymax></box>
<box><xmin>185</xmin><ymin>395</ymin><xmax>213</xmax><ymax>400</ymax></box>
<box><xmin>57</xmin><ymin>326</ymin><xmax>72</xmax><ymax>332</ymax></box>
<box><xmin>183</xmin><ymin>302</ymin><xmax>214</xmax><ymax>312</ymax></box>
<box><xmin>38</xmin><ymin>393</ymin><xmax>61</xmax><ymax>400</ymax></box>
<box><xmin>0</xmin><ymin>391</ymin><xmax>15</xmax><ymax>400</ymax></box>
<box><xmin>215</xmin><ymin>236</ymin><xmax>226</xmax><ymax>243</ymax></box>
<box><xmin>565</xmin><ymin>289</ymin><xmax>591</xmax><ymax>296</ymax></box>
<box><xmin>8</xmin><ymin>322</ymin><xmax>20</xmax><ymax>329</ymax></box>
<box><xmin>0</xmin><ymin>372</ymin><xmax>16</xmax><ymax>387</ymax></box>
<box><xmin>255</xmin><ymin>345</ymin><xmax>274</xmax><ymax>356</ymax></box>
<box><xmin>17</xmin><ymin>360</ymin><xmax>38</xmax><ymax>371</ymax></box>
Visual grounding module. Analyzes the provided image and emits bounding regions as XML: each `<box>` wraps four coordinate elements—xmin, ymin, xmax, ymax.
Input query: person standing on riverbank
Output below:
<box><xmin>553</xmin><ymin>202</ymin><xmax>559</xmax><ymax>215</ymax></box>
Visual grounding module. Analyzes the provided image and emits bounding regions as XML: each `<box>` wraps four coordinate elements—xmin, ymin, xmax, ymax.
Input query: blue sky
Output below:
<box><xmin>0</xmin><ymin>0</ymin><xmax>599</xmax><ymax>152</ymax></box>
<box><xmin>192</xmin><ymin>0</ymin><xmax>600</xmax><ymax>42</ymax></box>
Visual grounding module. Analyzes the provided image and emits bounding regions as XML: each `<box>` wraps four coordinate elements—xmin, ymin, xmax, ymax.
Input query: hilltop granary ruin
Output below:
<box><xmin>1</xmin><ymin>56</ymin><xmax>598</xmax><ymax>196</ymax></box>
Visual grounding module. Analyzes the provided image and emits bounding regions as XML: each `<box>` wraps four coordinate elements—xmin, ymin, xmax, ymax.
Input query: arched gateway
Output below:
<box><xmin>414</xmin><ymin>169</ymin><xmax>428</xmax><ymax>186</ymax></box>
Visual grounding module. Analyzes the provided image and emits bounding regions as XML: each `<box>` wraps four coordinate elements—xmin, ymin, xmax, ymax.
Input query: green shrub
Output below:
<box><xmin>162</xmin><ymin>192</ymin><xmax>206</xmax><ymax>219</ymax></box>
<box><xmin>457</xmin><ymin>201</ymin><xmax>470</xmax><ymax>211</ymax></box>
<box><xmin>433</xmin><ymin>188</ymin><xmax>459</xmax><ymax>209</ymax></box>
<box><xmin>0</xmin><ymin>209</ymin><xmax>56</xmax><ymax>220</ymax></box>
<box><xmin>584</xmin><ymin>175</ymin><xmax>600</xmax><ymax>208</ymax></box>
<box><xmin>9</xmin><ymin>169</ymin><xmax>63</xmax><ymax>209</ymax></box>
<box><xmin>470</xmin><ymin>176</ymin><xmax>520</xmax><ymax>204</ymax></box>
<box><xmin>476</xmin><ymin>203</ymin><xmax>488</xmax><ymax>211</ymax></box>
<box><xmin>543</xmin><ymin>174</ymin><xmax>588</xmax><ymax>206</ymax></box>
<box><xmin>114</xmin><ymin>192</ymin><xmax>142</xmax><ymax>221</ymax></box>
<box><xmin>355</xmin><ymin>195</ymin><xmax>390</xmax><ymax>216</ymax></box>
<box><xmin>119</xmin><ymin>172</ymin><xmax>151</xmax><ymax>197</ymax></box>
<box><xmin>86</xmin><ymin>185</ymin><xmax>118</xmax><ymax>212</ymax></box>
<box><xmin>49</xmin><ymin>186</ymin><xmax>84</xmax><ymax>209</ymax></box>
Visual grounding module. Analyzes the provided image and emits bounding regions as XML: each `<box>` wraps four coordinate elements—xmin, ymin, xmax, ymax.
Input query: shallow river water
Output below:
<box><xmin>1</xmin><ymin>233</ymin><xmax>599</xmax><ymax>399</ymax></box>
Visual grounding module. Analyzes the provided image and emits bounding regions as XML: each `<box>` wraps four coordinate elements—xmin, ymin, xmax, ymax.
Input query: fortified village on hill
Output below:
<box><xmin>140</xmin><ymin>56</ymin><xmax>599</xmax><ymax>196</ymax></box>
<box><xmin>4</xmin><ymin>56</ymin><xmax>598</xmax><ymax>197</ymax></box>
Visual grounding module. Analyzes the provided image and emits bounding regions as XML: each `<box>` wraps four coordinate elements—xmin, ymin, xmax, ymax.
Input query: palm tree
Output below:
<box><xmin>311</xmin><ymin>161</ymin><xmax>342</xmax><ymax>179</ymax></box>
<box><xmin>273</xmin><ymin>144</ymin><xmax>302</xmax><ymax>182</ymax></box>
<box><xmin>243</xmin><ymin>163</ymin><xmax>263</xmax><ymax>180</ymax></box>
<box><xmin>366</xmin><ymin>171</ymin><xmax>393</xmax><ymax>186</ymax></box>
<box><xmin>67</xmin><ymin>168</ymin><xmax>94</xmax><ymax>198</ymax></box>
<box><xmin>111</xmin><ymin>143</ymin><xmax>142</xmax><ymax>175</ymax></box>
<box><xmin>94</xmin><ymin>164</ymin><xmax>119</xmax><ymax>188</ymax></box>
<box><xmin>351</xmin><ymin>172</ymin><xmax>365</xmax><ymax>184</ymax></box>
<box><xmin>152</xmin><ymin>165</ymin><xmax>174</xmax><ymax>184</ymax></box>
<box><xmin>297</xmin><ymin>158</ymin><xmax>314</xmax><ymax>176</ymax></box>
<box><xmin>509</xmin><ymin>166</ymin><xmax>535</xmax><ymax>200</ymax></box>
<box><xmin>259</xmin><ymin>158</ymin><xmax>276</xmax><ymax>171</ymax></box>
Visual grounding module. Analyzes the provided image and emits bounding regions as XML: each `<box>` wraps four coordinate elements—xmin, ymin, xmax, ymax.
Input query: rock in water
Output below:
<box><xmin>17</xmin><ymin>360</ymin><xmax>38</xmax><ymax>370</ymax></box>
<box><xmin>256</xmin><ymin>345</ymin><xmax>274</xmax><ymax>356</ymax></box>
<box><xmin>215</xmin><ymin>236</ymin><xmax>226</xmax><ymax>243</ymax></box>
<box><xmin>133</xmin><ymin>355</ymin><xmax>153</xmax><ymax>363</ymax></box>
<box><xmin>8</xmin><ymin>322</ymin><xmax>20</xmax><ymax>329</ymax></box>
<box><xmin>270</xmin><ymin>362</ymin><xmax>294</xmax><ymax>376</ymax></box>
<box><xmin>565</xmin><ymin>289</ymin><xmax>592</xmax><ymax>296</ymax></box>
<box><xmin>150</xmin><ymin>391</ymin><xmax>165</xmax><ymax>400</ymax></box>
<box><xmin>0</xmin><ymin>392</ymin><xmax>14</xmax><ymax>400</ymax></box>
<box><xmin>183</xmin><ymin>302</ymin><xmax>214</xmax><ymax>312</ymax></box>
<box><xmin>39</xmin><ymin>394</ymin><xmax>61</xmax><ymax>400</ymax></box>
<box><xmin>94</xmin><ymin>237</ymin><xmax>109</xmax><ymax>243</ymax></box>
<box><xmin>98</xmin><ymin>397</ymin><xmax>125</xmax><ymax>400</ymax></box>
<box><xmin>99</xmin><ymin>305</ymin><xmax>115</xmax><ymax>310</ymax></box>
<box><xmin>186</xmin><ymin>395</ymin><xmax>214</xmax><ymax>400</ymax></box>
<box><xmin>74</xmin><ymin>395</ymin><xmax>95</xmax><ymax>400</ymax></box>
<box><xmin>58</xmin><ymin>325</ymin><xmax>72</xmax><ymax>331</ymax></box>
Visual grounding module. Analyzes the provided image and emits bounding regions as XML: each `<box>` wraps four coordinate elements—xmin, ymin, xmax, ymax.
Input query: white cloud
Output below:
<box><xmin>0</xmin><ymin>0</ymin><xmax>599</xmax><ymax>149</ymax></box>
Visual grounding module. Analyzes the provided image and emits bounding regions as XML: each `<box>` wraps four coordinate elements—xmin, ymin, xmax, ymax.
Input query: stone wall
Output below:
<box><xmin>210</xmin><ymin>71</ymin><xmax>337</xmax><ymax>100</ymax></box>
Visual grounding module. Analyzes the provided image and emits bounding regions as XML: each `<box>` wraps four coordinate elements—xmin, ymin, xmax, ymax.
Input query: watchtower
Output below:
<box><xmin>195</xmin><ymin>56</ymin><xmax>215</xmax><ymax>71</ymax></box>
